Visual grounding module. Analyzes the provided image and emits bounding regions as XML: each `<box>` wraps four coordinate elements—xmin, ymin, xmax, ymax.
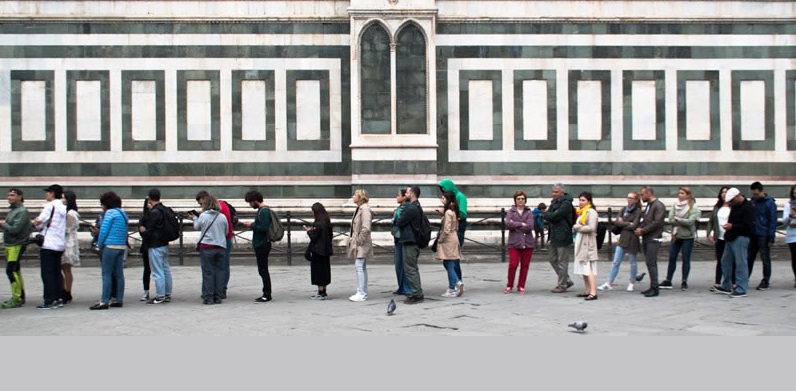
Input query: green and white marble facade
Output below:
<box><xmin>1</xmin><ymin>0</ymin><xmax>795</xmax><ymax>203</ymax></box>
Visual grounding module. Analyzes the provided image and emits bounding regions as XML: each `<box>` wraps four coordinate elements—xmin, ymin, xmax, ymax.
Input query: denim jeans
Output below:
<box><xmin>39</xmin><ymin>249</ymin><xmax>64</xmax><ymax>305</ymax></box>
<box><xmin>721</xmin><ymin>236</ymin><xmax>750</xmax><ymax>293</ymax></box>
<box><xmin>747</xmin><ymin>235</ymin><xmax>771</xmax><ymax>283</ymax></box>
<box><xmin>223</xmin><ymin>237</ymin><xmax>232</xmax><ymax>293</ymax></box>
<box><xmin>665</xmin><ymin>238</ymin><xmax>694</xmax><ymax>282</ymax></box>
<box><xmin>355</xmin><ymin>258</ymin><xmax>368</xmax><ymax>296</ymax></box>
<box><xmin>200</xmin><ymin>248</ymin><xmax>226</xmax><ymax>301</ymax></box>
<box><xmin>443</xmin><ymin>260</ymin><xmax>461</xmax><ymax>289</ymax></box>
<box><xmin>394</xmin><ymin>238</ymin><xmax>410</xmax><ymax>294</ymax></box>
<box><xmin>148</xmin><ymin>245</ymin><xmax>172</xmax><ymax>298</ymax></box>
<box><xmin>608</xmin><ymin>246</ymin><xmax>638</xmax><ymax>283</ymax></box>
<box><xmin>101</xmin><ymin>248</ymin><xmax>125</xmax><ymax>303</ymax></box>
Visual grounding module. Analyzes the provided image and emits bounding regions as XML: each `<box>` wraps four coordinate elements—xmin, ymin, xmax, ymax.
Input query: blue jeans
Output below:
<box><xmin>200</xmin><ymin>248</ymin><xmax>225</xmax><ymax>301</ymax></box>
<box><xmin>666</xmin><ymin>238</ymin><xmax>694</xmax><ymax>282</ymax></box>
<box><xmin>608</xmin><ymin>246</ymin><xmax>638</xmax><ymax>283</ymax></box>
<box><xmin>455</xmin><ymin>220</ymin><xmax>466</xmax><ymax>279</ymax></box>
<box><xmin>355</xmin><ymin>258</ymin><xmax>368</xmax><ymax>296</ymax></box>
<box><xmin>443</xmin><ymin>260</ymin><xmax>461</xmax><ymax>289</ymax></box>
<box><xmin>101</xmin><ymin>248</ymin><xmax>125</xmax><ymax>303</ymax></box>
<box><xmin>394</xmin><ymin>238</ymin><xmax>410</xmax><ymax>294</ymax></box>
<box><xmin>223</xmin><ymin>237</ymin><xmax>232</xmax><ymax>293</ymax></box>
<box><xmin>148</xmin><ymin>245</ymin><xmax>172</xmax><ymax>298</ymax></box>
<box><xmin>721</xmin><ymin>236</ymin><xmax>750</xmax><ymax>293</ymax></box>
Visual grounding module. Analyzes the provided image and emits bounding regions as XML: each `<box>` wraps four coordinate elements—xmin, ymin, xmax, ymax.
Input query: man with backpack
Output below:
<box><xmin>243</xmin><ymin>190</ymin><xmax>275</xmax><ymax>303</ymax></box>
<box><xmin>395</xmin><ymin>185</ymin><xmax>426</xmax><ymax>304</ymax></box>
<box><xmin>139</xmin><ymin>188</ymin><xmax>175</xmax><ymax>304</ymax></box>
<box><xmin>195</xmin><ymin>190</ymin><xmax>235</xmax><ymax>298</ymax></box>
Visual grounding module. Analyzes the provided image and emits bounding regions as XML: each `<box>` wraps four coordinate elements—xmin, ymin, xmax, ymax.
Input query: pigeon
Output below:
<box><xmin>387</xmin><ymin>299</ymin><xmax>397</xmax><ymax>315</ymax></box>
<box><xmin>635</xmin><ymin>273</ymin><xmax>646</xmax><ymax>282</ymax></box>
<box><xmin>568</xmin><ymin>321</ymin><xmax>588</xmax><ymax>332</ymax></box>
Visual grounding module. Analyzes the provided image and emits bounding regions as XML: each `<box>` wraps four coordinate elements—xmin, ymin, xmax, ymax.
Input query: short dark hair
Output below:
<box><xmin>99</xmin><ymin>191</ymin><xmax>122</xmax><ymax>209</ymax></box>
<box><xmin>750</xmin><ymin>181</ymin><xmax>764</xmax><ymax>192</ymax></box>
<box><xmin>578</xmin><ymin>191</ymin><xmax>595</xmax><ymax>208</ymax></box>
<box><xmin>408</xmin><ymin>185</ymin><xmax>421</xmax><ymax>198</ymax></box>
<box><xmin>244</xmin><ymin>190</ymin><xmax>263</xmax><ymax>203</ymax></box>
<box><xmin>195</xmin><ymin>190</ymin><xmax>210</xmax><ymax>202</ymax></box>
<box><xmin>399</xmin><ymin>188</ymin><xmax>407</xmax><ymax>197</ymax></box>
<box><xmin>8</xmin><ymin>188</ymin><xmax>24</xmax><ymax>201</ymax></box>
<box><xmin>147</xmin><ymin>187</ymin><xmax>161</xmax><ymax>201</ymax></box>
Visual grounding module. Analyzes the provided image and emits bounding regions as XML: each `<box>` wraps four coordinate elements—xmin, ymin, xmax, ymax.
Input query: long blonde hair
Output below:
<box><xmin>679</xmin><ymin>186</ymin><xmax>695</xmax><ymax>208</ymax></box>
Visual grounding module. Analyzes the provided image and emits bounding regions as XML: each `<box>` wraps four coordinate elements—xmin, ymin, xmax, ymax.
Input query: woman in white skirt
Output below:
<box><xmin>61</xmin><ymin>190</ymin><xmax>81</xmax><ymax>304</ymax></box>
<box><xmin>573</xmin><ymin>192</ymin><xmax>599</xmax><ymax>301</ymax></box>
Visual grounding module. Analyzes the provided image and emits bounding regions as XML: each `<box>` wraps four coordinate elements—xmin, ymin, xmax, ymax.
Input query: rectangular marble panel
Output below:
<box><xmin>522</xmin><ymin>80</ymin><xmax>547</xmax><ymax>140</ymax></box>
<box><xmin>186</xmin><ymin>80</ymin><xmax>211</xmax><ymax>141</ymax></box>
<box><xmin>76</xmin><ymin>80</ymin><xmax>102</xmax><ymax>141</ymax></box>
<box><xmin>241</xmin><ymin>80</ymin><xmax>267</xmax><ymax>141</ymax></box>
<box><xmin>468</xmin><ymin>80</ymin><xmax>494</xmax><ymax>141</ymax></box>
<box><xmin>296</xmin><ymin>80</ymin><xmax>321</xmax><ymax>141</ymax></box>
<box><xmin>20</xmin><ymin>80</ymin><xmax>46</xmax><ymax>141</ymax></box>
<box><xmin>740</xmin><ymin>80</ymin><xmax>766</xmax><ymax>141</ymax></box>
<box><xmin>686</xmin><ymin>80</ymin><xmax>712</xmax><ymax>141</ymax></box>
<box><xmin>131</xmin><ymin>80</ymin><xmax>157</xmax><ymax>141</ymax></box>
<box><xmin>631</xmin><ymin>80</ymin><xmax>657</xmax><ymax>141</ymax></box>
<box><xmin>577</xmin><ymin>80</ymin><xmax>602</xmax><ymax>140</ymax></box>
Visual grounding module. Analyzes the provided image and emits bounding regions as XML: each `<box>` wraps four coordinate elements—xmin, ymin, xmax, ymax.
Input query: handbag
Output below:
<box><xmin>611</xmin><ymin>224</ymin><xmax>622</xmax><ymax>236</ymax></box>
<box><xmin>430</xmin><ymin>236</ymin><xmax>439</xmax><ymax>252</ymax></box>
<box><xmin>30</xmin><ymin>206</ymin><xmax>55</xmax><ymax>247</ymax></box>
<box><xmin>304</xmin><ymin>242</ymin><xmax>314</xmax><ymax>262</ymax></box>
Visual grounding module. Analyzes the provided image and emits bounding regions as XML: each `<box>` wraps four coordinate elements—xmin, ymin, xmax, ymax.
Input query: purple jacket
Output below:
<box><xmin>505</xmin><ymin>205</ymin><xmax>535</xmax><ymax>249</ymax></box>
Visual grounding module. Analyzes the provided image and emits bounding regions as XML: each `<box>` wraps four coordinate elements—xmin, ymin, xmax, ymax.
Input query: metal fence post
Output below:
<box><xmin>286</xmin><ymin>211</ymin><xmax>292</xmax><ymax>266</ymax></box>
<box><xmin>178</xmin><ymin>215</ymin><xmax>184</xmax><ymax>266</ymax></box>
<box><xmin>500</xmin><ymin>207</ymin><xmax>506</xmax><ymax>263</ymax></box>
<box><xmin>607</xmin><ymin>207</ymin><xmax>613</xmax><ymax>252</ymax></box>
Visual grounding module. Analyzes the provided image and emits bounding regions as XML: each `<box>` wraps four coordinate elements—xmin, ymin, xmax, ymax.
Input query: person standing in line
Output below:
<box><xmin>532</xmin><ymin>202</ymin><xmax>547</xmax><ymax>250</ymax></box>
<box><xmin>192</xmin><ymin>195</ymin><xmax>229</xmax><ymax>305</ymax></box>
<box><xmin>347</xmin><ymin>189</ymin><xmax>373</xmax><ymax>302</ymax></box>
<box><xmin>61</xmin><ymin>190</ymin><xmax>80</xmax><ymax>304</ymax></box>
<box><xmin>438</xmin><ymin>191</ymin><xmax>463</xmax><ymax>297</ymax></box>
<box><xmin>598</xmin><ymin>191</ymin><xmax>642</xmax><ymax>292</ymax></box>
<box><xmin>747</xmin><ymin>181</ymin><xmax>778</xmax><ymax>291</ymax></box>
<box><xmin>573</xmin><ymin>192</ymin><xmax>599</xmax><ymax>301</ymax></box>
<box><xmin>782</xmin><ymin>185</ymin><xmax>796</xmax><ymax>288</ymax></box>
<box><xmin>544</xmin><ymin>183</ymin><xmax>575</xmax><ymax>293</ymax></box>
<box><xmin>438</xmin><ymin>179</ymin><xmax>468</xmax><ymax>280</ymax></box>
<box><xmin>396</xmin><ymin>185</ymin><xmax>425</xmax><ymax>304</ymax></box>
<box><xmin>195</xmin><ymin>190</ymin><xmax>234</xmax><ymax>299</ymax></box>
<box><xmin>634</xmin><ymin>186</ymin><xmax>666</xmax><ymax>298</ymax></box>
<box><xmin>660</xmin><ymin>187</ymin><xmax>700</xmax><ymax>291</ymax></box>
<box><xmin>243</xmin><ymin>190</ymin><xmax>273</xmax><ymax>303</ymax></box>
<box><xmin>33</xmin><ymin>184</ymin><xmax>67</xmax><ymax>310</ymax></box>
<box><xmin>90</xmin><ymin>191</ymin><xmax>128</xmax><ymax>310</ymax></box>
<box><xmin>390</xmin><ymin>188</ymin><xmax>411</xmax><ymax>295</ymax></box>
<box><xmin>504</xmin><ymin>190</ymin><xmax>535</xmax><ymax>294</ymax></box>
<box><xmin>716</xmin><ymin>188</ymin><xmax>755</xmax><ymax>298</ymax></box>
<box><xmin>138</xmin><ymin>199</ymin><xmax>153</xmax><ymax>301</ymax></box>
<box><xmin>0</xmin><ymin>188</ymin><xmax>32</xmax><ymax>308</ymax></box>
<box><xmin>707</xmin><ymin>187</ymin><xmax>734</xmax><ymax>292</ymax></box>
<box><xmin>306</xmin><ymin>202</ymin><xmax>333</xmax><ymax>300</ymax></box>
<box><xmin>139</xmin><ymin>188</ymin><xmax>173</xmax><ymax>305</ymax></box>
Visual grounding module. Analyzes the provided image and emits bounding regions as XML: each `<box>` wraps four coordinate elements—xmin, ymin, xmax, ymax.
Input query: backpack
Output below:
<box><xmin>157</xmin><ymin>204</ymin><xmax>181</xmax><ymax>242</ymax></box>
<box><xmin>533</xmin><ymin>209</ymin><xmax>544</xmax><ymax>229</ymax></box>
<box><xmin>264</xmin><ymin>207</ymin><xmax>284</xmax><ymax>242</ymax></box>
<box><xmin>417</xmin><ymin>210</ymin><xmax>432</xmax><ymax>249</ymax></box>
<box><xmin>222</xmin><ymin>200</ymin><xmax>239</xmax><ymax>225</ymax></box>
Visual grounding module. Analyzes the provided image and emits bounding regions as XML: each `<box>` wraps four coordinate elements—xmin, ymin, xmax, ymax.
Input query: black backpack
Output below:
<box><xmin>157</xmin><ymin>204</ymin><xmax>181</xmax><ymax>242</ymax></box>
<box><xmin>417</xmin><ymin>210</ymin><xmax>432</xmax><ymax>249</ymax></box>
<box><xmin>596</xmin><ymin>222</ymin><xmax>607</xmax><ymax>250</ymax></box>
<box><xmin>222</xmin><ymin>200</ymin><xmax>239</xmax><ymax>226</ymax></box>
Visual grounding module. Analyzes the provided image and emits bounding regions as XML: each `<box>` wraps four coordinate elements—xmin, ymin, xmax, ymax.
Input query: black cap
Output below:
<box><xmin>43</xmin><ymin>184</ymin><xmax>63</xmax><ymax>195</ymax></box>
<box><xmin>147</xmin><ymin>188</ymin><xmax>161</xmax><ymax>201</ymax></box>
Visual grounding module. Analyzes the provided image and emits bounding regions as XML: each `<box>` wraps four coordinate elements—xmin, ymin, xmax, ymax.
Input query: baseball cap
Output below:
<box><xmin>43</xmin><ymin>184</ymin><xmax>63</xmax><ymax>194</ymax></box>
<box><xmin>724</xmin><ymin>188</ymin><xmax>740</xmax><ymax>203</ymax></box>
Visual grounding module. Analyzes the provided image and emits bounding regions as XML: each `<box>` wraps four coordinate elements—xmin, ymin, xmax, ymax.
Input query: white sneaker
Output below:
<box><xmin>597</xmin><ymin>282</ymin><xmax>613</xmax><ymax>291</ymax></box>
<box><xmin>348</xmin><ymin>293</ymin><xmax>367</xmax><ymax>302</ymax></box>
<box><xmin>455</xmin><ymin>281</ymin><xmax>465</xmax><ymax>296</ymax></box>
<box><xmin>626</xmin><ymin>283</ymin><xmax>635</xmax><ymax>292</ymax></box>
<box><xmin>441</xmin><ymin>289</ymin><xmax>456</xmax><ymax>298</ymax></box>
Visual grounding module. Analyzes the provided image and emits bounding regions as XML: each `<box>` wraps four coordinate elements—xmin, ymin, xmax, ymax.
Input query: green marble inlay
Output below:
<box><xmin>677</xmin><ymin>71</ymin><xmax>721</xmax><ymax>151</ymax></box>
<box><xmin>360</xmin><ymin>23</ymin><xmax>392</xmax><ymax>135</ymax></box>
<box><xmin>286</xmin><ymin>70</ymin><xmax>330</xmax><ymax>151</ymax></box>
<box><xmin>0</xmin><ymin>22</ymin><xmax>350</xmax><ymax>35</ymax></box>
<box><xmin>66</xmin><ymin>70</ymin><xmax>110</xmax><ymax>151</ymax></box>
<box><xmin>568</xmin><ymin>70</ymin><xmax>611</xmax><ymax>151</ymax></box>
<box><xmin>434</xmin><ymin>46</ymin><xmax>796</xmax><ymax>59</ymax></box>
<box><xmin>231</xmin><ymin>70</ymin><xmax>276</xmax><ymax>151</ymax></box>
<box><xmin>459</xmin><ymin>70</ymin><xmax>502</xmax><ymax>151</ymax></box>
<box><xmin>437</xmin><ymin>22</ymin><xmax>796</xmax><ymax>35</ymax></box>
<box><xmin>623</xmin><ymin>70</ymin><xmax>665</xmax><ymax>151</ymax></box>
<box><xmin>122</xmin><ymin>70</ymin><xmax>165</xmax><ymax>151</ymax></box>
<box><xmin>10</xmin><ymin>70</ymin><xmax>54</xmax><ymax>152</ymax></box>
<box><xmin>177</xmin><ymin>70</ymin><xmax>220</xmax><ymax>151</ymax></box>
<box><xmin>731</xmin><ymin>70</ymin><xmax>774</xmax><ymax>151</ymax></box>
<box><xmin>396</xmin><ymin>23</ymin><xmax>428</xmax><ymax>135</ymax></box>
<box><xmin>513</xmin><ymin>70</ymin><xmax>557</xmax><ymax>150</ymax></box>
<box><xmin>0</xmin><ymin>46</ymin><xmax>352</xmax><ymax>59</ymax></box>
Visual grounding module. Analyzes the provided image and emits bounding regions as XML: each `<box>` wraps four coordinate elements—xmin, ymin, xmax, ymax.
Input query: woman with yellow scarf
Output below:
<box><xmin>573</xmin><ymin>192</ymin><xmax>599</xmax><ymax>300</ymax></box>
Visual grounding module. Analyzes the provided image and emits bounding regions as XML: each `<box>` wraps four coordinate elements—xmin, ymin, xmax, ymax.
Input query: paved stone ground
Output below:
<box><xmin>1</xmin><ymin>247</ymin><xmax>794</xmax><ymax>336</ymax></box>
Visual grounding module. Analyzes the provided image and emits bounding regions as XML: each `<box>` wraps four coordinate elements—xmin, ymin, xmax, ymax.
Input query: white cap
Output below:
<box><xmin>725</xmin><ymin>188</ymin><xmax>740</xmax><ymax>203</ymax></box>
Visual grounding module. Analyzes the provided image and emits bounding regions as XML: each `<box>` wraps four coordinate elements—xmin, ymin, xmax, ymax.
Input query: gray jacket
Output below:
<box><xmin>193</xmin><ymin>210</ymin><xmax>229</xmax><ymax>249</ymax></box>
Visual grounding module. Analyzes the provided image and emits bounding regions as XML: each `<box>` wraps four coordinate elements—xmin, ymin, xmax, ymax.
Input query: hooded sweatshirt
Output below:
<box><xmin>751</xmin><ymin>194</ymin><xmax>777</xmax><ymax>242</ymax></box>
<box><xmin>439</xmin><ymin>179</ymin><xmax>468</xmax><ymax>220</ymax></box>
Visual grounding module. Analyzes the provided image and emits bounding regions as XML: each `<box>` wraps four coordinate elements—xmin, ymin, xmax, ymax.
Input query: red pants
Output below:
<box><xmin>507</xmin><ymin>247</ymin><xmax>534</xmax><ymax>289</ymax></box>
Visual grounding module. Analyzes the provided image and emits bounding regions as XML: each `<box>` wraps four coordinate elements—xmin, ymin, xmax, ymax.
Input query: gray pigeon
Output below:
<box><xmin>387</xmin><ymin>299</ymin><xmax>397</xmax><ymax>315</ymax></box>
<box><xmin>568</xmin><ymin>321</ymin><xmax>588</xmax><ymax>332</ymax></box>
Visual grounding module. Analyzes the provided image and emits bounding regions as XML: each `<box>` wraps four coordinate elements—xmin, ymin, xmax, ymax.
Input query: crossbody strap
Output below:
<box><xmin>197</xmin><ymin>212</ymin><xmax>220</xmax><ymax>246</ymax></box>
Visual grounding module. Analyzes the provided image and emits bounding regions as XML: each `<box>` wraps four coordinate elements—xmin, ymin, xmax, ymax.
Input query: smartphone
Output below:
<box><xmin>302</xmin><ymin>225</ymin><xmax>308</xmax><ymax>230</ymax></box>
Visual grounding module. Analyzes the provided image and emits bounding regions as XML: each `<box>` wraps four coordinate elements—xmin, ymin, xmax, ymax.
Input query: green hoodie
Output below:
<box><xmin>439</xmin><ymin>179</ymin><xmax>468</xmax><ymax>220</ymax></box>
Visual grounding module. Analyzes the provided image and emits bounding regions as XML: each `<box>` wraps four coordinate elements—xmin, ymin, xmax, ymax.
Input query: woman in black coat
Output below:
<box><xmin>305</xmin><ymin>202</ymin><xmax>333</xmax><ymax>299</ymax></box>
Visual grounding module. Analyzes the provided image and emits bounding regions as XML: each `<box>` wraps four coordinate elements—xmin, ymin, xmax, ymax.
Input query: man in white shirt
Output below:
<box><xmin>33</xmin><ymin>184</ymin><xmax>67</xmax><ymax>309</ymax></box>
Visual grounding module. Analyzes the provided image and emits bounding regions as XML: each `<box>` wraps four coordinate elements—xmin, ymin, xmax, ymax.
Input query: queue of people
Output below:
<box><xmin>1</xmin><ymin>180</ymin><xmax>794</xmax><ymax>312</ymax></box>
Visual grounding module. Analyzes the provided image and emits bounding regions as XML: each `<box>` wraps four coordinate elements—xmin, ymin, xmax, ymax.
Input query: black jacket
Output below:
<box><xmin>307</xmin><ymin>221</ymin><xmax>333</xmax><ymax>256</ymax></box>
<box><xmin>143</xmin><ymin>203</ymin><xmax>171</xmax><ymax>248</ymax></box>
<box><xmin>396</xmin><ymin>200</ymin><xmax>422</xmax><ymax>244</ymax></box>
<box><xmin>724</xmin><ymin>199</ymin><xmax>755</xmax><ymax>242</ymax></box>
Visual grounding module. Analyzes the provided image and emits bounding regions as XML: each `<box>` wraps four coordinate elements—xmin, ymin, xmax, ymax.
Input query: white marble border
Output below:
<box><xmin>0</xmin><ymin>34</ymin><xmax>350</xmax><ymax>46</ymax></box>
<box><xmin>437</xmin><ymin>34</ymin><xmax>796</xmax><ymax>47</ymax></box>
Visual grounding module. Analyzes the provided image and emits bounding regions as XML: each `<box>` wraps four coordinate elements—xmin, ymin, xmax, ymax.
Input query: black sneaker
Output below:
<box><xmin>729</xmin><ymin>290</ymin><xmax>747</xmax><ymax>298</ymax></box>
<box><xmin>756</xmin><ymin>281</ymin><xmax>769</xmax><ymax>291</ymax></box>
<box><xmin>203</xmin><ymin>299</ymin><xmax>213</xmax><ymax>305</ymax></box>
<box><xmin>36</xmin><ymin>302</ymin><xmax>57</xmax><ymax>310</ymax></box>
<box><xmin>164</xmin><ymin>295</ymin><xmax>172</xmax><ymax>303</ymax></box>
<box><xmin>714</xmin><ymin>286</ymin><xmax>732</xmax><ymax>295</ymax></box>
<box><xmin>254</xmin><ymin>296</ymin><xmax>272</xmax><ymax>303</ymax></box>
<box><xmin>404</xmin><ymin>296</ymin><xmax>425</xmax><ymax>305</ymax></box>
<box><xmin>640</xmin><ymin>288</ymin><xmax>653</xmax><ymax>295</ymax></box>
<box><xmin>681</xmin><ymin>282</ymin><xmax>689</xmax><ymax>291</ymax></box>
<box><xmin>659</xmin><ymin>280</ymin><xmax>673</xmax><ymax>289</ymax></box>
<box><xmin>643</xmin><ymin>289</ymin><xmax>659</xmax><ymax>297</ymax></box>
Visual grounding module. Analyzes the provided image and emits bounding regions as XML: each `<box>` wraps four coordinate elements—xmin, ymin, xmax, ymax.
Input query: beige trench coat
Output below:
<box><xmin>346</xmin><ymin>203</ymin><xmax>373</xmax><ymax>260</ymax></box>
<box><xmin>573</xmin><ymin>208</ymin><xmax>599</xmax><ymax>262</ymax></box>
<box><xmin>435</xmin><ymin>209</ymin><xmax>461</xmax><ymax>260</ymax></box>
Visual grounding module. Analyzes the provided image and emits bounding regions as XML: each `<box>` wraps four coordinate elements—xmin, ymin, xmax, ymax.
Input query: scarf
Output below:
<box><xmin>673</xmin><ymin>200</ymin><xmax>690</xmax><ymax>237</ymax></box>
<box><xmin>578</xmin><ymin>204</ymin><xmax>591</xmax><ymax>226</ymax></box>
<box><xmin>622</xmin><ymin>205</ymin><xmax>636</xmax><ymax>219</ymax></box>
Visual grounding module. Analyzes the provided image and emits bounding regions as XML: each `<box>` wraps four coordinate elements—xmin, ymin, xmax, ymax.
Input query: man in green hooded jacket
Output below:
<box><xmin>0</xmin><ymin>188</ymin><xmax>32</xmax><ymax>308</ymax></box>
<box><xmin>438</xmin><ymin>179</ymin><xmax>468</xmax><ymax>281</ymax></box>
